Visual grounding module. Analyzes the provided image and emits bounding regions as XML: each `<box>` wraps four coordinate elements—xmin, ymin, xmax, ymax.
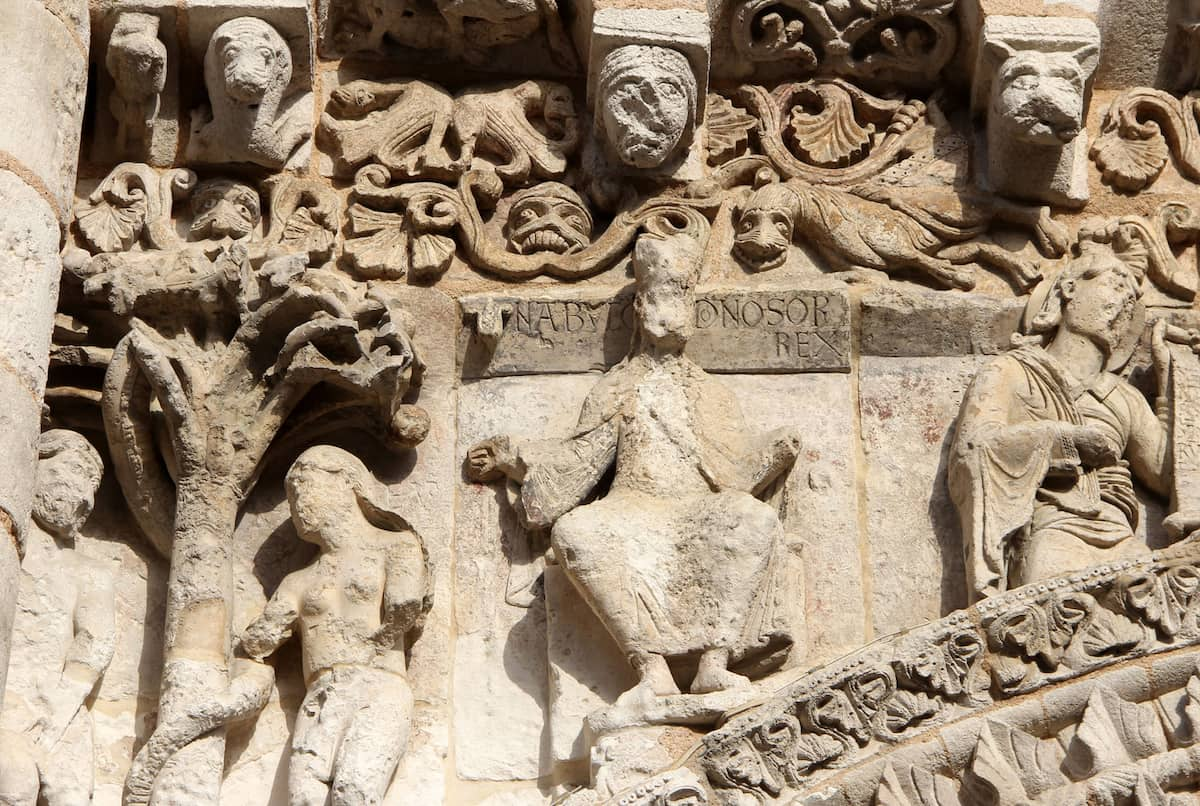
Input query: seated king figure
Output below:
<box><xmin>950</xmin><ymin>237</ymin><xmax>1181</xmax><ymax>602</ymax></box>
<box><xmin>468</xmin><ymin>227</ymin><xmax>802</xmax><ymax>702</ymax></box>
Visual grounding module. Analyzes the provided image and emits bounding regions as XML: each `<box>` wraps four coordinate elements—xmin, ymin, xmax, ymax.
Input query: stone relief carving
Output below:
<box><xmin>62</xmin><ymin>172</ymin><xmax>431</xmax><ymax>802</ymax></box>
<box><xmin>596</xmin><ymin>46</ymin><xmax>698</xmax><ymax>171</ymax></box>
<box><xmin>320</xmin><ymin>78</ymin><xmax>579</xmax><ymax>182</ymax></box>
<box><xmin>328</xmin><ymin>0</ymin><xmax>575</xmax><ymax>66</ymax></box>
<box><xmin>875</xmin><ymin>677</ymin><xmax>1200</xmax><ymax>805</ymax></box>
<box><xmin>1092</xmin><ymin>84</ymin><xmax>1200</xmax><ymax>192</ymax></box>
<box><xmin>697</xmin><ymin>544</ymin><xmax>1200</xmax><ymax>803</ymax></box>
<box><xmin>240</xmin><ymin>446</ymin><xmax>431</xmax><ymax>806</ymax></box>
<box><xmin>0</xmin><ymin>431</ymin><xmax>114</xmax><ymax>806</ymax></box>
<box><xmin>729</xmin><ymin>0</ymin><xmax>957</xmax><ymax>85</ymax></box>
<box><xmin>342</xmin><ymin>166</ymin><xmax>719</xmax><ymax>280</ymax></box>
<box><xmin>104</xmin><ymin>12</ymin><xmax>167</xmax><ymax>158</ymax></box>
<box><xmin>731</xmin><ymin>170</ymin><xmax>1067</xmax><ymax>289</ymax></box>
<box><xmin>973</xmin><ymin>17</ymin><xmax>1100</xmax><ymax>209</ymax></box>
<box><xmin>21</xmin><ymin>0</ymin><xmax>1200</xmax><ymax>799</ymax></box>
<box><xmin>467</xmin><ymin>222</ymin><xmax>801</xmax><ymax>718</ymax></box>
<box><xmin>949</xmin><ymin>237</ymin><xmax>1196</xmax><ymax>601</ymax></box>
<box><xmin>187</xmin><ymin>17</ymin><xmax>313</xmax><ymax>169</ymax></box>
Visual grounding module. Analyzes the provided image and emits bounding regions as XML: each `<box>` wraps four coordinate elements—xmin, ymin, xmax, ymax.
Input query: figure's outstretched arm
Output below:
<box><xmin>742</xmin><ymin>428</ymin><xmax>803</xmax><ymax>497</ymax></box>
<box><xmin>241</xmin><ymin>574</ymin><xmax>303</xmax><ymax>661</ymax></box>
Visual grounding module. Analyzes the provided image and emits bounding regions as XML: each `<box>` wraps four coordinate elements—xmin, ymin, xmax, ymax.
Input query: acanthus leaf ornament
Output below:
<box><xmin>1091</xmin><ymin>89</ymin><xmax>1200</xmax><ymax>192</ymax></box>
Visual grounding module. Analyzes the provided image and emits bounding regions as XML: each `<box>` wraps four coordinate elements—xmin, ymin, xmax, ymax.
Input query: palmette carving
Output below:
<box><xmin>239</xmin><ymin>446</ymin><xmax>431</xmax><ymax>806</ymax></box>
<box><xmin>74</xmin><ymin>163</ymin><xmax>196</xmax><ymax>254</ymax></box>
<box><xmin>733</xmin><ymin>82</ymin><xmax>931</xmax><ymax>181</ymax></box>
<box><xmin>0</xmin><ymin>431</ymin><xmax>115</xmax><ymax>806</ymax></box>
<box><xmin>1092</xmin><ymin>88</ymin><xmax>1200</xmax><ymax>192</ymax></box>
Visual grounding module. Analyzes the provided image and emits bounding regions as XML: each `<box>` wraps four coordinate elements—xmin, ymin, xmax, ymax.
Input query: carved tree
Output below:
<box><xmin>89</xmin><ymin>242</ymin><xmax>425</xmax><ymax>804</ymax></box>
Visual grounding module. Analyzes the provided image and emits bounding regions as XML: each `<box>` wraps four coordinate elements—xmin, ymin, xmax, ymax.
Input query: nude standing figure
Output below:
<box><xmin>241</xmin><ymin>445</ymin><xmax>431</xmax><ymax>806</ymax></box>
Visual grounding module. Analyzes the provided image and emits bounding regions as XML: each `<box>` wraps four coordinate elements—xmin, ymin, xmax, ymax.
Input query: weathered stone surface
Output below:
<box><xmin>860</xmin><ymin>356</ymin><xmax>978</xmax><ymax>636</ymax></box>
<box><xmin>0</xmin><ymin>0</ymin><xmax>86</xmax><ymax>214</ymax></box>
<box><xmin>974</xmin><ymin>16</ymin><xmax>1100</xmax><ymax>207</ymax></box>
<box><xmin>8</xmin><ymin>0</ymin><xmax>1200</xmax><ymax>802</ymax></box>
<box><xmin>462</xmin><ymin>286</ymin><xmax>851</xmax><ymax>377</ymax></box>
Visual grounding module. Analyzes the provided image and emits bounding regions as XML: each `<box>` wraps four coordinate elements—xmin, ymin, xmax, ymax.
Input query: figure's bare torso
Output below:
<box><xmin>295</xmin><ymin>548</ymin><xmax>390</xmax><ymax>681</ymax></box>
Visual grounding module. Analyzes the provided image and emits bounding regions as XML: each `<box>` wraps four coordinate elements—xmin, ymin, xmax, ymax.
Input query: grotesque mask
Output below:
<box><xmin>732</xmin><ymin>182</ymin><xmax>800</xmax><ymax>272</ymax></box>
<box><xmin>190</xmin><ymin>179</ymin><xmax>262</xmax><ymax>240</ymax></box>
<box><xmin>597</xmin><ymin>45</ymin><xmax>696</xmax><ymax>169</ymax></box>
<box><xmin>505</xmin><ymin>183</ymin><xmax>593</xmax><ymax>255</ymax></box>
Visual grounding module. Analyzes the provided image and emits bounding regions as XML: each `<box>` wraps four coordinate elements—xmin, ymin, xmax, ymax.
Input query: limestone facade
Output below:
<box><xmin>4</xmin><ymin>0</ymin><xmax>1200</xmax><ymax>803</ymax></box>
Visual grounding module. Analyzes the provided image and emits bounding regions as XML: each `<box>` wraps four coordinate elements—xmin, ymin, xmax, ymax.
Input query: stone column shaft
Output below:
<box><xmin>0</xmin><ymin>0</ymin><xmax>89</xmax><ymax>698</ymax></box>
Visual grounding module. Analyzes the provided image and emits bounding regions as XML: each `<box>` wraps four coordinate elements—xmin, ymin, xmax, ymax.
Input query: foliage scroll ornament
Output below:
<box><xmin>732</xmin><ymin>80</ymin><xmax>932</xmax><ymax>184</ymax></box>
<box><xmin>341</xmin><ymin>166</ymin><xmax>722</xmax><ymax>281</ymax></box>
<box><xmin>1091</xmin><ymin>88</ymin><xmax>1200</xmax><ymax>192</ymax></box>
<box><xmin>730</xmin><ymin>0</ymin><xmax>957</xmax><ymax>86</ymax></box>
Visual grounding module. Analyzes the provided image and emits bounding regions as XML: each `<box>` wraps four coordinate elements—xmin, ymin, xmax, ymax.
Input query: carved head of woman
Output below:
<box><xmin>597</xmin><ymin>45</ymin><xmax>697</xmax><ymax>169</ymax></box>
<box><xmin>285</xmin><ymin>445</ymin><xmax>410</xmax><ymax>551</ymax></box>
<box><xmin>1030</xmin><ymin>242</ymin><xmax>1143</xmax><ymax>358</ymax></box>
<box><xmin>206</xmin><ymin>17</ymin><xmax>292</xmax><ymax>107</ymax></box>
<box><xmin>31</xmin><ymin>430</ymin><xmax>104</xmax><ymax>546</ymax></box>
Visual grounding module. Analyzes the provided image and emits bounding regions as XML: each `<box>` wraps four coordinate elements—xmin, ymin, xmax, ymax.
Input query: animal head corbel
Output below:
<box><xmin>987</xmin><ymin>39</ymin><xmax>1099</xmax><ymax>146</ymax></box>
<box><xmin>732</xmin><ymin>168</ymin><xmax>801</xmax><ymax>272</ymax></box>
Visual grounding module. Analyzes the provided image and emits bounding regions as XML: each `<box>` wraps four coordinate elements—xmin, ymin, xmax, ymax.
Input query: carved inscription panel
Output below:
<box><xmin>461</xmin><ymin>286</ymin><xmax>850</xmax><ymax>377</ymax></box>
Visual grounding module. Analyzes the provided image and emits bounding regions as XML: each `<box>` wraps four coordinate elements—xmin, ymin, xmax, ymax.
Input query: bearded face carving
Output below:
<box><xmin>190</xmin><ymin>179</ymin><xmax>262</xmax><ymax>240</ymax></box>
<box><xmin>732</xmin><ymin>183</ymin><xmax>799</xmax><ymax>272</ymax></box>
<box><xmin>597</xmin><ymin>45</ymin><xmax>697</xmax><ymax>169</ymax></box>
<box><xmin>504</xmin><ymin>183</ymin><xmax>593</xmax><ymax>255</ymax></box>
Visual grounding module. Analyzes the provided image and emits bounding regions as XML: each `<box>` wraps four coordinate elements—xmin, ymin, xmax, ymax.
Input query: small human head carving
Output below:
<box><xmin>285</xmin><ymin>445</ymin><xmax>409</xmax><ymax>550</ymax></box>
<box><xmin>732</xmin><ymin>179</ymin><xmax>800</xmax><ymax>272</ymax></box>
<box><xmin>31</xmin><ymin>429</ymin><xmax>104</xmax><ymax>544</ymax></box>
<box><xmin>1029</xmin><ymin>241</ymin><xmax>1143</xmax><ymax>357</ymax></box>
<box><xmin>633</xmin><ymin>231</ymin><xmax>703</xmax><ymax>352</ymax></box>
<box><xmin>190</xmin><ymin>179</ymin><xmax>262</xmax><ymax>240</ymax></box>
<box><xmin>206</xmin><ymin>17</ymin><xmax>292</xmax><ymax>107</ymax></box>
<box><xmin>598</xmin><ymin>45</ymin><xmax>697</xmax><ymax>169</ymax></box>
<box><xmin>989</xmin><ymin>42</ymin><xmax>1098</xmax><ymax>145</ymax></box>
<box><xmin>505</xmin><ymin>183</ymin><xmax>593</xmax><ymax>255</ymax></box>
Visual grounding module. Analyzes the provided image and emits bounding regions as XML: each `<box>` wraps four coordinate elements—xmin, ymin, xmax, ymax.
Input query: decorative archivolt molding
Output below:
<box><xmin>692</xmin><ymin>544</ymin><xmax>1200</xmax><ymax>803</ymax></box>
